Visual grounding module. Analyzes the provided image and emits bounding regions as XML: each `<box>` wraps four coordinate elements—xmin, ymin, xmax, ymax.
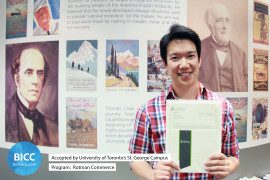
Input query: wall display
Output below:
<box><xmin>33</xmin><ymin>0</ymin><xmax>60</xmax><ymax>36</ymax></box>
<box><xmin>227</xmin><ymin>97</ymin><xmax>248</xmax><ymax>143</ymax></box>
<box><xmin>105</xmin><ymin>40</ymin><xmax>139</xmax><ymax>89</ymax></box>
<box><xmin>252</xmin><ymin>98</ymin><xmax>268</xmax><ymax>140</ymax></box>
<box><xmin>253</xmin><ymin>49</ymin><xmax>268</xmax><ymax>91</ymax></box>
<box><xmin>5</xmin><ymin>41</ymin><xmax>59</xmax><ymax>147</ymax></box>
<box><xmin>6</xmin><ymin>0</ymin><xmax>28</xmax><ymax>39</ymax></box>
<box><xmin>188</xmin><ymin>0</ymin><xmax>248</xmax><ymax>92</ymax></box>
<box><xmin>253</xmin><ymin>0</ymin><xmax>269</xmax><ymax>45</ymax></box>
<box><xmin>66</xmin><ymin>97</ymin><xmax>97</xmax><ymax>149</ymax></box>
<box><xmin>147</xmin><ymin>40</ymin><xmax>170</xmax><ymax>92</ymax></box>
<box><xmin>1</xmin><ymin>0</ymin><xmax>270</xmax><ymax>153</ymax></box>
<box><xmin>66</xmin><ymin>40</ymin><xmax>97</xmax><ymax>91</ymax></box>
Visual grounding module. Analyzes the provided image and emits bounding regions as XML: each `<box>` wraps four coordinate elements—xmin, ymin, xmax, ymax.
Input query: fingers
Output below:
<box><xmin>205</xmin><ymin>165</ymin><xmax>230</xmax><ymax>173</ymax></box>
<box><xmin>154</xmin><ymin>161</ymin><xmax>179</xmax><ymax>180</ymax></box>
<box><xmin>205</xmin><ymin>153</ymin><xmax>231</xmax><ymax>179</ymax></box>
<box><xmin>205</xmin><ymin>159</ymin><xmax>230</xmax><ymax>167</ymax></box>
<box><xmin>205</xmin><ymin>166</ymin><xmax>230</xmax><ymax>179</ymax></box>
<box><xmin>208</xmin><ymin>153</ymin><xmax>227</xmax><ymax>160</ymax></box>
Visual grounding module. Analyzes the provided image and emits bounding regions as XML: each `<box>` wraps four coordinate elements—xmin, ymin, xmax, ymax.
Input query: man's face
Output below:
<box><xmin>166</xmin><ymin>39</ymin><xmax>200</xmax><ymax>89</ymax></box>
<box><xmin>34</xmin><ymin>6</ymin><xmax>51</xmax><ymax>31</ymax></box>
<box><xmin>210</xmin><ymin>7</ymin><xmax>231</xmax><ymax>45</ymax></box>
<box><xmin>15</xmin><ymin>49</ymin><xmax>45</xmax><ymax>107</ymax></box>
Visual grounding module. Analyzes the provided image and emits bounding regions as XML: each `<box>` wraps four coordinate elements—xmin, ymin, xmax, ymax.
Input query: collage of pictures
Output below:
<box><xmin>3</xmin><ymin>0</ymin><xmax>270</xmax><ymax>152</ymax></box>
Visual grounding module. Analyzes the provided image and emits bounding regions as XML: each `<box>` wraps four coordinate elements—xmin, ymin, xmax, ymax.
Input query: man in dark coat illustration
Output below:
<box><xmin>6</xmin><ymin>48</ymin><xmax>58</xmax><ymax>146</ymax></box>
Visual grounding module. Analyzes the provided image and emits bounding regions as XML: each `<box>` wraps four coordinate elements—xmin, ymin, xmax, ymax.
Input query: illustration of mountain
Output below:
<box><xmin>67</xmin><ymin>41</ymin><xmax>97</xmax><ymax>76</ymax></box>
<box><xmin>106</xmin><ymin>50</ymin><xmax>139</xmax><ymax>70</ymax></box>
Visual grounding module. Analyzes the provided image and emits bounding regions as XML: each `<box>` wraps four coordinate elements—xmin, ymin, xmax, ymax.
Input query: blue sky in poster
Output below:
<box><xmin>106</xmin><ymin>40</ymin><xmax>139</xmax><ymax>57</ymax></box>
<box><xmin>66</xmin><ymin>40</ymin><xmax>98</xmax><ymax>56</ymax></box>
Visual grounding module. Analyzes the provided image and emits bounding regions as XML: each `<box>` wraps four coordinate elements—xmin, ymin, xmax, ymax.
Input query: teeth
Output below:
<box><xmin>179</xmin><ymin>72</ymin><xmax>190</xmax><ymax>76</ymax></box>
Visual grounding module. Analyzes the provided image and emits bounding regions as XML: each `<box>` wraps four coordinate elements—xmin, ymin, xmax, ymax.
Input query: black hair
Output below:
<box><xmin>160</xmin><ymin>24</ymin><xmax>201</xmax><ymax>65</ymax></box>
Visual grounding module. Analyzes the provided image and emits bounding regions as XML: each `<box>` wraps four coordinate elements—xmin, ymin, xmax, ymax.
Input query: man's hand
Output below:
<box><xmin>205</xmin><ymin>153</ymin><xmax>238</xmax><ymax>179</ymax></box>
<box><xmin>153</xmin><ymin>161</ymin><xmax>179</xmax><ymax>180</ymax></box>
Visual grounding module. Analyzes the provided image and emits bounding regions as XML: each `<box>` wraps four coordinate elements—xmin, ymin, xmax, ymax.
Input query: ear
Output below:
<box><xmin>162</xmin><ymin>58</ymin><xmax>167</xmax><ymax>67</ymax></box>
<box><xmin>198</xmin><ymin>58</ymin><xmax>201</xmax><ymax>67</ymax></box>
<box><xmin>14</xmin><ymin>74</ymin><xmax>20</xmax><ymax>87</ymax></box>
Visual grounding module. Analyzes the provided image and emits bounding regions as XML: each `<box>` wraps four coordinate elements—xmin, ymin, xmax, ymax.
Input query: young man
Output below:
<box><xmin>6</xmin><ymin>48</ymin><xmax>58</xmax><ymax>147</ymax></box>
<box><xmin>129</xmin><ymin>24</ymin><xmax>239</xmax><ymax>179</ymax></box>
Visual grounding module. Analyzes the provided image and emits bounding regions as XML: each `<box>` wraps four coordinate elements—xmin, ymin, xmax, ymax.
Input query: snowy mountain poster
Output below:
<box><xmin>66</xmin><ymin>40</ymin><xmax>97</xmax><ymax>91</ymax></box>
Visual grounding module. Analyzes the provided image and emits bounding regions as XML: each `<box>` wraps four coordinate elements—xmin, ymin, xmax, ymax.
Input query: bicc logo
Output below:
<box><xmin>7</xmin><ymin>141</ymin><xmax>42</xmax><ymax>176</ymax></box>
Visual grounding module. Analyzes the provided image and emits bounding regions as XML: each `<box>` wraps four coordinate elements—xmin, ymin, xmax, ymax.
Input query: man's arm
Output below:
<box><xmin>130</xmin><ymin>161</ymin><xmax>154</xmax><ymax>180</ymax></box>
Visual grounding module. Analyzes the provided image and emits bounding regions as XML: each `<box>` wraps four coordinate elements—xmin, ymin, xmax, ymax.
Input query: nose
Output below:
<box><xmin>178</xmin><ymin>58</ymin><xmax>189</xmax><ymax>69</ymax></box>
<box><xmin>31</xmin><ymin>73</ymin><xmax>38</xmax><ymax>85</ymax></box>
<box><xmin>223</xmin><ymin>23</ymin><xmax>227</xmax><ymax>29</ymax></box>
<box><xmin>222</xmin><ymin>20</ymin><xmax>229</xmax><ymax>29</ymax></box>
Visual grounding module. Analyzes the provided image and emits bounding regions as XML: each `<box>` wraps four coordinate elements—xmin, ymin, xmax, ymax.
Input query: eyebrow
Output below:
<box><xmin>168</xmin><ymin>51</ymin><xmax>197</xmax><ymax>56</ymax></box>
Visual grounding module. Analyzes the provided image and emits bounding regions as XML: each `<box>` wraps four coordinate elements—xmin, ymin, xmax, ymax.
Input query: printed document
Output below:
<box><xmin>166</xmin><ymin>100</ymin><xmax>222</xmax><ymax>173</ymax></box>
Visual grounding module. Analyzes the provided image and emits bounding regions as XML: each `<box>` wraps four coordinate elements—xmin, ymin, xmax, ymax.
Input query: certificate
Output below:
<box><xmin>166</xmin><ymin>100</ymin><xmax>222</xmax><ymax>173</ymax></box>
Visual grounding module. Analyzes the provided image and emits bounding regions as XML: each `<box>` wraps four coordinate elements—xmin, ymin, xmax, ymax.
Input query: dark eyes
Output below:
<box><xmin>25</xmin><ymin>70</ymin><xmax>33</xmax><ymax>76</ymax></box>
<box><xmin>187</xmin><ymin>55</ymin><xmax>195</xmax><ymax>59</ymax></box>
<box><xmin>24</xmin><ymin>70</ymin><xmax>44</xmax><ymax>77</ymax></box>
<box><xmin>171</xmin><ymin>56</ymin><xmax>178</xmax><ymax>61</ymax></box>
<box><xmin>37</xmin><ymin>71</ymin><xmax>44</xmax><ymax>77</ymax></box>
<box><xmin>216</xmin><ymin>18</ymin><xmax>230</xmax><ymax>23</ymax></box>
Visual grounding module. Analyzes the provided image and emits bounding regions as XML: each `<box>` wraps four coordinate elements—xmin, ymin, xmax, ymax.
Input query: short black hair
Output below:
<box><xmin>160</xmin><ymin>24</ymin><xmax>201</xmax><ymax>65</ymax></box>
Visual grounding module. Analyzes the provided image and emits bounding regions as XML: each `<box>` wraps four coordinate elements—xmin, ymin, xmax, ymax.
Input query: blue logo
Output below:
<box><xmin>7</xmin><ymin>141</ymin><xmax>42</xmax><ymax>176</ymax></box>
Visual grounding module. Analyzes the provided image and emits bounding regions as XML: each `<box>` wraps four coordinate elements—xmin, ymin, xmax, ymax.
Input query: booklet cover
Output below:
<box><xmin>166</xmin><ymin>100</ymin><xmax>222</xmax><ymax>173</ymax></box>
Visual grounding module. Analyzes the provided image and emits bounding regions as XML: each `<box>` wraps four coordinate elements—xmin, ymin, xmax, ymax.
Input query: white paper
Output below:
<box><xmin>166</xmin><ymin>100</ymin><xmax>222</xmax><ymax>173</ymax></box>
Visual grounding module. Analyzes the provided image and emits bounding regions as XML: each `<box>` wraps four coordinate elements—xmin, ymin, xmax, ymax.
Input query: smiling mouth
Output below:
<box><xmin>178</xmin><ymin>72</ymin><xmax>192</xmax><ymax>77</ymax></box>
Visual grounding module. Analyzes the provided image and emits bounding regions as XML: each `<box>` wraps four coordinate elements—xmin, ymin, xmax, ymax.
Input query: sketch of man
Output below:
<box><xmin>5</xmin><ymin>48</ymin><xmax>58</xmax><ymax>146</ymax></box>
<box><xmin>33</xmin><ymin>0</ymin><xmax>59</xmax><ymax>36</ymax></box>
<box><xmin>258</xmin><ymin>13</ymin><xmax>267</xmax><ymax>44</ymax></box>
<box><xmin>199</xmin><ymin>3</ymin><xmax>247</xmax><ymax>92</ymax></box>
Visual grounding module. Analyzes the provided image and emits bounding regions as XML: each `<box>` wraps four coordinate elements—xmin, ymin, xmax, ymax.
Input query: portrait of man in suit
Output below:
<box><xmin>5</xmin><ymin>43</ymin><xmax>59</xmax><ymax>147</ymax></box>
<box><xmin>199</xmin><ymin>3</ymin><xmax>248</xmax><ymax>92</ymax></box>
<box><xmin>188</xmin><ymin>1</ymin><xmax>248</xmax><ymax>92</ymax></box>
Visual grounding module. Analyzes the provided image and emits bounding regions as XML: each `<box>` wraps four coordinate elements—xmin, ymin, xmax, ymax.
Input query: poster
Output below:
<box><xmin>6</xmin><ymin>0</ymin><xmax>27</xmax><ymax>39</ymax></box>
<box><xmin>66</xmin><ymin>40</ymin><xmax>97</xmax><ymax>91</ymax></box>
<box><xmin>253</xmin><ymin>49</ymin><xmax>268</xmax><ymax>91</ymax></box>
<box><xmin>5</xmin><ymin>41</ymin><xmax>59</xmax><ymax>146</ymax></box>
<box><xmin>66</xmin><ymin>97</ymin><xmax>97</xmax><ymax>149</ymax></box>
<box><xmin>105</xmin><ymin>40</ymin><xmax>139</xmax><ymax>90</ymax></box>
<box><xmin>252</xmin><ymin>98</ymin><xmax>268</xmax><ymax>140</ymax></box>
<box><xmin>33</xmin><ymin>0</ymin><xmax>60</xmax><ymax>36</ymax></box>
<box><xmin>147</xmin><ymin>40</ymin><xmax>170</xmax><ymax>92</ymax></box>
<box><xmin>227</xmin><ymin>97</ymin><xmax>248</xmax><ymax>143</ymax></box>
<box><xmin>187</xmin><ymin>0</ymin><xmax>248</xmax><ymax>92</ymax></box>
<box><xmin>253</xmin><ymin>1</ymin><xmax>269</xmax><ymax>45</ymax></box>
